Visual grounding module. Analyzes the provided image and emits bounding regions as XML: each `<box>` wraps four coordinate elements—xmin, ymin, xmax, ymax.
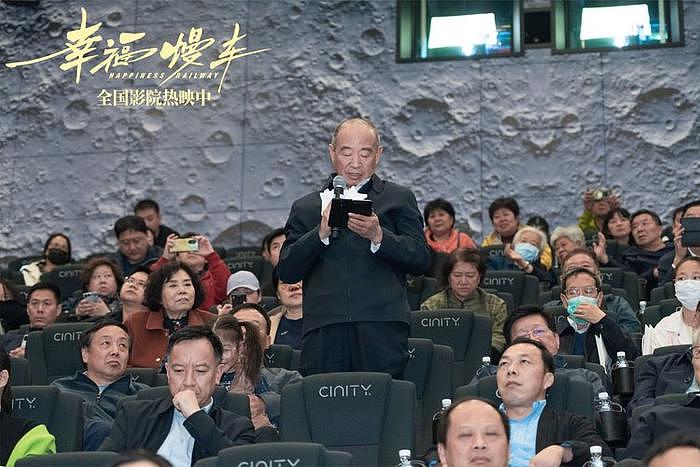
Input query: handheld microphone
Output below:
<box><xmin>331</xmin><ymin>175</ymin><xmax>346</xmax><ymax>240</ymax></box>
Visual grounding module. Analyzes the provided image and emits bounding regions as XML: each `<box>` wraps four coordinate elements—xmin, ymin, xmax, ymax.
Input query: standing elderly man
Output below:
<box><xmin>278</xmin><ymin>117</ymin><xmax>430</xmax><ymax>378</ymax></box>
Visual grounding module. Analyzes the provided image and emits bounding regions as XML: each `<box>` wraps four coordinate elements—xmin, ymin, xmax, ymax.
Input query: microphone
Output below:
<box><xmin>331</xmin><ymin>175</ymin><xmax>346</xmax><ymax>240</ymax></box>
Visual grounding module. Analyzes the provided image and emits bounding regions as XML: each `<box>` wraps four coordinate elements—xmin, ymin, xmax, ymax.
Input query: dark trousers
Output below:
<box><xmin>300</xmin><ymin>321</ymin><xmax>409</xmax><ymax>378</ymax></box>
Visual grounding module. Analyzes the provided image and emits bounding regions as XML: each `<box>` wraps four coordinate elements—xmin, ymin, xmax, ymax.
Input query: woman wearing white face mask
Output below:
<box><xmin>502</xmin><ymin>226</ymin><xmax>555</xmax><ymax>286</ymax></box>
<box><xmin>644</xmin><ymin>257</ymin><xmax>700</xmax><ymax>354</ymax></box>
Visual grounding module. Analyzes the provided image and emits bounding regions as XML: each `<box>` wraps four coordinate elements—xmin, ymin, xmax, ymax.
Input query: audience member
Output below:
<box><xmin>113</xmin><ymin>216</ymin><xmax>162</xmax><ymax>276</ymax></box>
<box><xmin>625</xmin><ymin>392</ymin><xmax>700</xmax><ymax>460</ymax></box>
<box><xmin>623</xmin><ymin>209</ymin><xmax>673</xmax><ymax>291</ymax></box>
<box><xmin>64</xmin><ymin>257</ymin><xmax>123</xmax><ymax>321</ymax></box>
<box><xmin>602</xmin><ymin>207</ymin><xmax>633</xmax><ymax>248</ymax></box>
<box><xmin>51</xmin><ymin>320</ymin><xmax>147</xmax><ymax>450</ymax></box>
<box><xmin>502</xmin><ymin>226</ymin><xmax>555</xmax><ymax>285</ymax></box>
<box><xmin>422</xmin><ymin>249</ymin><xmax>507</xmax><ymax>356</ymax></box>
<box><xmin>278</xmin><ymin>117</ymin><xmax>430</xmax><ymax>378</ymax></box>
<box><xmin>658</xmin><ymin>200</ymin><xmax>700</xmax><ymax>286</ymax></box>
<box><xmin>643</xmin><ymin>257</ymin><xmax>700</xmax><ymax>354</ymax></box>
<box><xmin>100</xmin><ymin>326</ymin><xmax>255</xmax><ymax>464</ymax></box>
<box><xmin>496</xmin><ymin>338</ymin><xmax>611</xmax><ymax>465</ymax></box>
<box><xmin>216</xmin><ymin>271</ymin><xmax>262</xmax><ymax>313</ymax></box>
<box><xmin>526</xmin><ymin>215</ymin><xmax>550</xmax><ymax>243</ymax></box>
<box><xmin>213</xmin><ymin>311</ymin><xmax>302</xmax><ymax>429</ymax></box>
<box><xmin>260</xmin><ymin>228</ymin><xmax>285</xmax><ymax>295</ymax></box>
<box><xmin>661</xmin><ymin>205</ymin><xmax>687</xmax><ymax>245</ymax></box>
<box><xmin>472</xmin><ymin>307</ymin><xmax>607</xmax><ymax>395</ymax></box>
<box><xmin>644</xmin><ymin>431</ymin><xmax>700</xmax><ymax>467</ymax></box>
<box><xmin>550</xmin><ymin>225</ymin><xmax>586</xmax><ymax>268</ymax></box>
<box><xmin>151</xmin><ymin>233</ymin><xmax>230</xmax><ymax>311</ymax></box>
<box><xmin>268</xmin><ymin>272</ymin><xmax>303</xmax><ymax>350</ymax></box>
<box><xmin>124</xmin><ymin>263</ymin><xmax>215</xmax><ymax>368</ymax></box>
<box><xmin>482</xmin><ymin>197</ymin><xmax>553</xmax><ymax>270</ymax></box>
<box><xmin>1</xmin><ymin>282</ymin><xmax>62</xmax><ymax>358</ymax></box>
<box><xmin>0</xmin><ymin>348</ymin><xmax>56</xmax><ymax>466</ymax></box>
<box><xmin>436</xmin><ymin>397</ymin><xmax>509</xmax><ymax>467</ymax></box>
<box><xmin>558</xmin><ymin>267</ymin><xmax>638</xmax><ymax>367</ymax></box>
<box><xmin>578</xmin><ymin>187</ymin><xmax>620</xmax><ymax>237</ymax></box>
<box><xmin>118</xmin><ymin>268</ymin><xmax>150</xmax><ymax>321</ymax></box>
<box><xmin>0</xmin><ymin>278</ymin><xmax>28</xmax><ymax>332</ymax></box>
<box><xmin>423</xmin><ymin>198</ymin><xmax>476</xmax><ymax>254</ymax></box>
<box><xmin>546</xmin><ymin>248</ymin><xmax>641</xmax><ymax>334</ymax></box>
<box><xmin>628</xmin><ymin>330</ymin><xmax>699</xmax><ymax>417</ymax></box>
<box><xmin>19</xmin><ymin>232</ymin><xmax>72</xmax><ymax>286</ymax></box>
<box><xmin>134</xmin><ymin>199</ymin><xmax>179</xmax><ymax>249</ymax></box>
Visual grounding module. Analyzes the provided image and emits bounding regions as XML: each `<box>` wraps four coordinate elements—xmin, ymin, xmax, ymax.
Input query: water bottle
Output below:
<box><xmin>431</xmin><ymin>398</ymin><xmax>452</xmax><ymax>445</ymax></box>
<box><xmin>595</xmin><ymin>392</ymin><xmax>627</xmax><ymax>445</ymax></box>
<box><xmin>588</xmin><ymin>445</ymin><xmax>604</xmax><ymax>467</ymax></box>
<box><xmin>612</xmin><ymin>351</ymin><xmax>634</xmax><ymax>395</ymax></box>
<box><xmin>475</xmin><ymin>356</ymin><xmax>492</xmax><ymax>378</ymax></box>
<box><xmin>638</xmin><ymin>300</ymin><xmax>646</xmax><ymax>315</ymax></box>
<box><xmin>396</xmin><ymin>449</ymin><xmax>427</xmax><ymax>467</ymax></box>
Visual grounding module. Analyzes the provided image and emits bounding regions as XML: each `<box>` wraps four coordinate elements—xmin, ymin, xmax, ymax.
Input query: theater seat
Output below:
<box><xmin>194</xmin><ymin>442</ymin><xmax>353</xmax><ymax>467</ymax></box>
<box><xmin>10</xmin><ymin>357</ymin><xmax>31</xmax><ymax>386</ymax></box>
<box><xmin>136</xmin><ymin>386</ymin><xmax>251</xmax><ymax>418</ymax></box>
<box><xmin>280</xmin><ymin>372</ymin><xmax>415</xmax><ymax>466</ymax></box>
<box><xmin>406</xmin><ymin>275</ymin><xmax>440</xmax><ymax>310</ymax></box>
<box><xmin>15</xmin><ymin>452</ymin><xmax>119</xmax><ymax>466</ymax></box>
<box><xmin>641</xmin><ymin>298</ymin><xmax>681</xmax><ymax>328</ymax></box>
<box><xmin>127</xmin><ymin>367</ymin><xmax>167</xmax><ymax>386</ymax></box>
<box><xmin>404</xmin><ymin>338</ymin><xmax>453</xmax><ymax>453</ymax></box>
<box><xmin>599</xmin><ymin>268</ymin><xmax>643</xmax><ymax>312</ymax></box>
<box><xmin>11</xmin><ymin>385</ymin><xmax>84</xmax><ymax>452</ymax></box>
<box><xmin>25</xmin><ymin>322</ymin><xmax>93</xmax><ymax>384</ymax></box>
<box><xmin>410</xmin><ymin>309</ymin><xmax>491</xmax><ymax>388</ymax></box>
<box><xmin>456</xmin><ymin>372</ymin><xmax>595</xmax><ymax>421</ymax></box>
<box><xmin>39</xmin><ymin>264</ymin><xmax>84</xmax><ymax>301</ymax></box>
<box><xmin>649</xmin><ymin>282</ymin><xmax>675</xmax><ymax>305</ymax></box>
<box><xmin>482</xmin><ymin>271</ymin><xmax>539</xmax><ymax>308</ymax></box>
<box><xmin>265</xmin><ymin>344</ymin><xmax>294</xmax><ymax>369</ymax></box>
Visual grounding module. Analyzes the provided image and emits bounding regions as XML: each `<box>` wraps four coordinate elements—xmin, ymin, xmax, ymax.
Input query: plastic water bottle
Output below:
<box><xmin>639</xmin><ymin>301</ymin><xmax>647</xmax><ymax>315</ymax></box>
<box><xmin>475</xmin><ymin>356</ymin><xmax>492</xmax><ymax>378</ymax></box>
<box><xmin>613</xmin><ymin>351</ymin><xmax>628</xmax><ymax>368</ymax></box>
<box><xmin>612</xmin><ymin>351</ymin><xmax>634</xmax><ymax>395</ymax></box>
<box><xmin>431</xmin><ymin>398</ymin><xmax>452</xmax><ymax>445</ymax></box>
<box><xmin>596</xmin><ymin>392</ymin><xmax>627</xmax><ymax>445</ymax></box>
<box><xmin>396</xmin><ymin>449</ymin><xmax>427</xmax><ymax>467</ymax></box>
<box><xmin>598</xmin><ymin>392</ymin><xmax>611</xmax><ymax>412</ymax></box>
<box><xmin>589</xmin><ymin>445</ymin><xmax>604</xmax><ymax>467</ymax></box>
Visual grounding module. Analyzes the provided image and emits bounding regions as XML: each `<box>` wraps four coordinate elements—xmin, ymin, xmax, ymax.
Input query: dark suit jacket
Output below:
<box><xmin>278</xmin><ymin>174</ymin><xmax>431</xmax><ymax>334</ymax></box>
<box><xmin>558</xmin><ymin>313</ymin><xmax>639</xmax><ymax>365</ymax></box>
<box><xmin>100</xmin><ymin>396</ymin><xmax>255</xmax><ymax>466</ymax></box>
<box><xmin>627</xmin><ymin>349</ymin><xmax>694</xmax><ymax>416</ymax></box>
<box><xmin>536</xmin><ymin>406</ymin><xmax>612</xmax><ymax>466</ymax></box>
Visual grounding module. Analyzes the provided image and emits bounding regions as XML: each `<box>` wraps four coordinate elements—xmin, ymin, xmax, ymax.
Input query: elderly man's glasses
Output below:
<box><xmin>515</xmin><ymin>327</ymin><xmax>550</xmax><ymax>339</ymax></box>
<box><xmin>565</xmin><ymin>286</ymin><xmax>598</xmax><ymax>298</ymax></box>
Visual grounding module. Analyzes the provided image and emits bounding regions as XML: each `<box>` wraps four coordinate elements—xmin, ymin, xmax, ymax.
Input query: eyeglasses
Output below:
<box><xmin>515</xmin><ymin>327</ymin><xmax>550</xmax><ymax>339</ymax></box>
<box><xmin>125</xmin><ymin>277</ymin><xmax>147</xmax><ymax>288</ymax></box>
<box><xmin>565</xmin><ymin>286</ymin><xmax>598</xmax><ymax>298</ymax></box>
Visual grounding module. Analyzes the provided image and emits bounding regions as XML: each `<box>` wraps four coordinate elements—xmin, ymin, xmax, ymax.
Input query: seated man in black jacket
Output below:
<box><xmin>497</xmin><ymin>338</ymin><xmax>611</xmax><ymax>465</ymax></box>
<box><xmin>100</xmin><ymin>326</ymin><xmax>255</xmax><ymax>465</ymax></box>
<box><xmin>52</xmin><ymin>320</ymin><xmax>147</xmax><ymax>450</ymax></box>
<box><xmin>628</xmin><ymin>333</ymin><xmax>699</xmax><ymax>417</ymax></box>
<box><xmin>558</xmin><ymin>267</ymin><xmax>638</xmax><ymax>368</ymax></box>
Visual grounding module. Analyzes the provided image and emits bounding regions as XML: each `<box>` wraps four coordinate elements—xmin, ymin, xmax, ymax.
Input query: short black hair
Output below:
<box><xmin>42</xmin><ymin>232</ymin><xmax>72</xmax><ymax>259</ymax></box>
<box><xmin>643</xmin><ymin>431</ymin><xmax>700</xmax><ymax>465</ymax></box>
<box><xmin>631</xmin><ymin>209</ymin><xmax>662</xmax><ymax>226</ymax></box>
<box><xmin>143</xmin><ymin>262</ymin><xmax>205</xmax><ymax>312</ymax></box>
<box><xmin>114</xmin><ymin>215</ymin><xmax>149</xmax><ymax>238</ymax></box>
<box><xmin>674</xmin><ymin>257</ymin><xmax>700</xmax><ymax>280</ymax></box>
<box><xmin>441</xmin><ymin>248</ymin><xmax>485</xmax><ymax>288</ymax></box>
<box><xmin>423</xmin><ymin>198</ymin><xmax>456</xmax><ymax>227</ymax></box>
<box><xmin>602</xmin><ymin>207</ymin><xmax>631</xmax><ymax>238</ymax></box>
<box><xmin>262</xmin><ymin>228</ymin><xmax>286</xmax><ymax>254</ymax></box>
<box><xmin>165</xmin><ymin>326</ymin><xmax>223</xmax><ymax>364</ymax></box>
<box><xmin>27</xmin><ymin>282</ymin><xmax>61</xmax><ymax>304</ymax></box>
<box><xmin>437</xmin><ymin>397</ymin><xmax>510</xmax><ymax>445</ymax></box>
<box><xmin>79</xmin><ymin>320</ymin><xmax>131</xmax><ymax>357</ymax></box>
<box><xmin>506</xmin><ymin>337</ymin><xmax>555</xmax><ymax>374</ymax></box>
<box><xmin>682</xmin><ymin>200</ymin><xmax>700</xmax><ymax>217</ymax></box>
<box><xmin>526</xmin><ymin>216</ymin><xmax>549</xmax><ymax>240</ymax></box>
<box><xmin>231</xmin><ymin>302</ymin><xmax>271</xmax><ymax>335</ymax></box>
<box><xmin>503</xmin><ymin>306</ymin><xmax>555</xmax><ymax>345</ymax></box>
<box><xmin>133</xmin><ymin>199</ymin><xmax>161</xmax><ymax>214</ymax></box>
<box><xmin>560</xmin><ymin>266</ymin><xmax>602</xmax><ymax>292</ymax></box>
<box><xmin>488</xmin><ymin>197</ymin><xmax>519</xmax><ymax>221</ymax></box>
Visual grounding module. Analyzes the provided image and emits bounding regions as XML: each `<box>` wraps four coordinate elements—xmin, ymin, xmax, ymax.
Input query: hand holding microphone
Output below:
<box><xmin>331</xmin><ymin>175</ymin><xmax>346</xmax><ymax>240</ymax></box>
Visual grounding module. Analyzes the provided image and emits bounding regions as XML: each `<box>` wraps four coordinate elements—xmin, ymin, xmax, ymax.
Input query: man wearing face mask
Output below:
<box><xmin>558</xmin><ymin>267</ymin><xmax>638</xmax><ymax>367</ymax></box>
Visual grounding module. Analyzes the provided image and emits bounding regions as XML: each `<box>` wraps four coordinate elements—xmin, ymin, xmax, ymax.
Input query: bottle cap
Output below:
<box><xmin>590</xmin><ymin>445</ymin><xmax>602</xmax><ymax>455</ymax></box>
<box><xmin>399</xmin><ymin>449</ymin><xmax>411</xmax><ymax>458</ymax></box>
<box><xmin>482</xmin><ymin>356</ymin><xmax>491</xmax><ymax>363</ymax></box>
<box><xmin>617</xmin><ymin>351</ymin><xmax>626</xmax><ymax>358</ymax></box>
<box><xmin>441</xmin><ymin>398</ymin><xmax>452</xmax><ymax>408</ymax></box>
<box><xmin>598</xmin><ymin>392</ymin><xmax>609</xmax><ymax>400</ymax></box>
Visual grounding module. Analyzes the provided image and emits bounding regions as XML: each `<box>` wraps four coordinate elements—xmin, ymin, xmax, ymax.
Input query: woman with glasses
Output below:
<box><xmin>117</xmin><ymin>267</ymin><xmax>151</xmax><ymax>322</ymax></box>
<box><xmin>643</xmin><ymin>257</ymin><xmax>700</xmax><ymax>354</ymax></box>
<box><xmin>558</xmin><ymin>267</ymin><xmax>638</xmax><ymax>366</ymax></box>
<box><xmin>421</xmin><ymin>248</ymin><xmax>508</xmax><ymax>357</ymax></box>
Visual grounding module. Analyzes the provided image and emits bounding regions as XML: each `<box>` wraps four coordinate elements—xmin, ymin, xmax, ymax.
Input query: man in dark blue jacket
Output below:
<box><xmin>278</xmin><ymin>117</ymin><xmax>431</xmax><ymax>378</ymax></box>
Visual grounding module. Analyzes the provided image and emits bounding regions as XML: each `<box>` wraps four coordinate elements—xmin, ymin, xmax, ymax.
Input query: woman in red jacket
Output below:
<box><xmin>125</xmin><ymin>262</ymin><xmax>215</xmax><ymax>368</ymax></box>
